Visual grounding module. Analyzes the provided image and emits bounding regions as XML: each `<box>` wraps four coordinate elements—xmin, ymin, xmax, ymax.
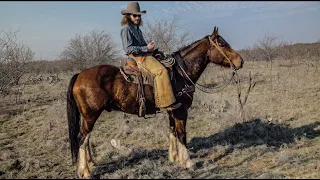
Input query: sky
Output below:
<box><xmin>1</xmin><ymin>1</ymin><xmax>320</xmax><ymax>60</ymax></box>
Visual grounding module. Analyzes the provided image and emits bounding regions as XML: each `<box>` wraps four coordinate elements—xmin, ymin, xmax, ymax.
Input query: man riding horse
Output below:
<box><xmin>120</xmin><ymin>1</ymin><xmax>182</xmax><ymax>111</ymax></box>
<box><xmin>67</xmin><ymin>2</ymin><xmax>244</xmax><ymax>178</ymax></box>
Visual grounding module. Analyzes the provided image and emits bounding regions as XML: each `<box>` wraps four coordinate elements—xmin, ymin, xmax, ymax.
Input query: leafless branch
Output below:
<box><xmin>235</xmin><ymin>71</ymin><xmax>258</xmax><ymax>122</ymax></box>
<box><xmin>60</xmin><ymin>30</ymin><xmax>120</xmax><ymax>70</ymax></box>
<box><xmin>0</xmin><ymin>28</ymin><xmax>34</xmax><ymax>92</ymax></box>
<box><xmin>142</xmin><ymin>15</ymin><xmax>194</xmax><ymax>54</ymax></box>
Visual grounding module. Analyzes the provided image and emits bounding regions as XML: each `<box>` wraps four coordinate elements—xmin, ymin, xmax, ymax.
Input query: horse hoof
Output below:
<box><xmin>76</xmin><ymin>173</ymin><xmax>92</xmax><ymax>179</ymax></box>
<box><xmin>88</xmin><ymin>161</ymin><xmax>95</xmax><ymax>168</ymax></box>
<box><xmin>76</xmin><ymin>167</ymin><xmax>92</xmax><ymax>179</ymax></box>
<box><xmin>185</xmin><ymin>159</ymin><xmax>194</xmax><ymax>169</ymax></box>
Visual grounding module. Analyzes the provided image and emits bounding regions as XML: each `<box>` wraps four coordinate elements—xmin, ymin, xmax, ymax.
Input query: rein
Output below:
<box><xmin>176</xmin><ymin>35</ymin><xmax>237</xmax><ymax>94</ymax></box>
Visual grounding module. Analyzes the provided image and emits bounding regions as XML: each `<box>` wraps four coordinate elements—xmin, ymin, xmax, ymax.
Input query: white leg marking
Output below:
<box><xmin>169</xmin><ymin>133</ymin><xmax>178</xmax><ymax>163</ymax></box>
<box><xmin>77</xmin><ymin>135</ymin><xmax>91</xmax><ymax>178</ymax></box>
<box><xmin>177</xmin><ymin>139</ymin><xmax>193</xmax><ymax>168</ymax></box>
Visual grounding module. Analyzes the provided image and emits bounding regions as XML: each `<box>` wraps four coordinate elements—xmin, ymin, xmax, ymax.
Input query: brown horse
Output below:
<box><xmin>67</xmin><ymin>27</ymin><xmax>244</xmax><ymax>178</ymax></box>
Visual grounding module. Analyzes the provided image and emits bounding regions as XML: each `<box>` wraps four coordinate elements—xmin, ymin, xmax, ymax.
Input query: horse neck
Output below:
<box><xmin>179</xmin><ymin>38</ymin><xmax>210</xmax><ymax>83</ymax></box>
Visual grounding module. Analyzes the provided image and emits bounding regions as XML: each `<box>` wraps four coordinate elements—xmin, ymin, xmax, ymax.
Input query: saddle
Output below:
<box><xmin>119</xmin><ymin>50</ymin><xmax>194</xmax><ymax>117</ymax></box>
<box><xmin>120</xmin><ymin>51</ymin><xmax>174</xmax><ymax>84</ymax></box>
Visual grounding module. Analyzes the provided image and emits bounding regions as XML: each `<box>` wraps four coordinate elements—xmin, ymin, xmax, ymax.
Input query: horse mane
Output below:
<box><xmin>176</xmin><ymin>34</ymin><xmax>231</xmax><ymax>56</ymax></box>
<box><xmin>175</xmin><ymin>35</ymin><xmax>209</xmax><ymax>56</ymax></box>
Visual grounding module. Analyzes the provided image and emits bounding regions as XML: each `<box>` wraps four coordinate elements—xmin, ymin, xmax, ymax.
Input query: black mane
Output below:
<box><xmin>176</xmin><ymin>35</ymin><xmax>209</xmax><ymax>53</ymax></box>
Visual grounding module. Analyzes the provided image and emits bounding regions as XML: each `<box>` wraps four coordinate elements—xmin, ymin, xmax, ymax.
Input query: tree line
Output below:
<box><xmin>1</xmin><ymin>16</ymin><xmax>319</xmax><ymax>94</ymax></box>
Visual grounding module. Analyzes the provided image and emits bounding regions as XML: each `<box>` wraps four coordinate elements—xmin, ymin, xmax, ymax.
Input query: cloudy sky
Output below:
<box><xmin>1</xmin><ymin>1</ymin><xmax>319</xmax><ymax>60</ymax></box>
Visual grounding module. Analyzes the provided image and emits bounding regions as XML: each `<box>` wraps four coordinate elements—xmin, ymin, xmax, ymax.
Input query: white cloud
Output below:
<box><xmin>156</xmin><ymin>2</ymin><xmax>256</xmax><ymax>18</ymax></box>
<box><xmin>154</xmin><ymin>2</ymin><xmax>319</xmax><ymax>20</ymax></box>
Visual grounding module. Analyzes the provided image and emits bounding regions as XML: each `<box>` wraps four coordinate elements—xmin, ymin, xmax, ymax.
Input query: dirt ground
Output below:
<box><xmin>0</xmin><ymin>58</ymin><xmax>319</xmax><ymax>179</ymax></box>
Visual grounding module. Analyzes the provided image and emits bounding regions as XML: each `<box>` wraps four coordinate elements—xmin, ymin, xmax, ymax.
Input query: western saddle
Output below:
<box><xmin>119</xmin><ymin>50</ymin><xmax>195</xmax><ymax>117</ymax></box>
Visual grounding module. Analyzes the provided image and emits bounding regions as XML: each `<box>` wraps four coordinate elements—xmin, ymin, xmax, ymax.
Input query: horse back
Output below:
<box><xmin>73</xmin><ymin>64</ymin><xmax>158</xmax><ymax>115</ymax></box>
<box><xmin>74</xmin><ymin>64</ymin><xmax>118</xmax><ymax>94</ymax></box>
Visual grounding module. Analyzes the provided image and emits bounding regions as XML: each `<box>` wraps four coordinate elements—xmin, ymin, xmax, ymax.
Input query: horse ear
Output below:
<box><xmin>212</xmin><ymin>26</ymin><xmax>219</xmax><ymax>37</ymax></box>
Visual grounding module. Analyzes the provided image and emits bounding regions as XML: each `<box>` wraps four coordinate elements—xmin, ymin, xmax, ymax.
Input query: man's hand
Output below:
<box><xmin>147</xmin><ymin>40</ymin><xmax>155</xmax><ymax>52</ymax></box>
<box><xmin>152</xmin><ymin>49</ymin><xmax>166</xmax><ymax>60</ymax></box>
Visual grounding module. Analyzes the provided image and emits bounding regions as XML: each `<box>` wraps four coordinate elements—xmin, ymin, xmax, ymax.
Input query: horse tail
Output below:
<box><xmin>67</xmin><ymin>73</ymin><xmax>80</xmax><ymax>165</ymax></box>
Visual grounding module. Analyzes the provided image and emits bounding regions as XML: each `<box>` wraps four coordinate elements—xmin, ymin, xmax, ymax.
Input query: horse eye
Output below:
<box><xmin>217</xmin><ymin>37</ymin><xmax>226</xmax><ymax>47</ymax></box>
<box><xmin>220</xmin><ymin>42</ymin><xmax>226</xmax><ymax>47</ymax></box>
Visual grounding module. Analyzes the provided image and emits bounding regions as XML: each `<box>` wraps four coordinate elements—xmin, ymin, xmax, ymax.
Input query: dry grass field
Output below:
<box><xmin>0</xmin><ymin>56</ymin><xmax>319</xmax><ymax>178</ymax></box>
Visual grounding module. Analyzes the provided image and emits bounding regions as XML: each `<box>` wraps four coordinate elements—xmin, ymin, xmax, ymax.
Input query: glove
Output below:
<box><xmin>152</xmin><ymin>49</ymin><xmax>166</xmax><ymax>60</ymax></box>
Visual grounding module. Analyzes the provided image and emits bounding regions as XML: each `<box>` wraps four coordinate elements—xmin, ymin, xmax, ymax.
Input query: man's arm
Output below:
<box><xmin>121</xmin><ymin>26</ymin><xmax>148</xmax><ymax>55</ymax></box>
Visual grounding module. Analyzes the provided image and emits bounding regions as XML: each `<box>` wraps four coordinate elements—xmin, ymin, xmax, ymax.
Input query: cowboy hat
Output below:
<box><xmin>121</xmin><ymin>2</ymin><xmax>147</xmax><ymax>15</ymax></box>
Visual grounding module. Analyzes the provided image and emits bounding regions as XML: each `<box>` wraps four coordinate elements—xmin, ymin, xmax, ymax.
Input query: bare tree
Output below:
<box><xmin>0</xmin><ymin>28</ymin><xmax>34</xmax><ymax>92</ymax></box>
<box><xmin>278</xmin><ymin>40</ymin><xmax>295</xmax><ymax>60</ymax></box>
<box><xmin>234</xmin><ymin>72</ymin><xmax>257</xmax><ymax>122</ymax></box>
<box><xmin>238</xmin><ymin>46</ymin><xmax>253</xmax><ymax>61</ymax></box>
<box><xmin>254</xmin><ymin>34</ymin><xmax>280</xmax><ymax>62</ymax></box>
<box><xmin>60</xmin><ymin>30</ymin><xmax>120</xmax><ymax>70</ymax></box>
<box><xmin>142</xmin><ymin>15</ymin><xmax>194</xmax><ymax>54</ymax></box>
<box><xmin>255</xmin><ymin>34</ymin><xmax>281</xmax><ymax>120</ymax></box>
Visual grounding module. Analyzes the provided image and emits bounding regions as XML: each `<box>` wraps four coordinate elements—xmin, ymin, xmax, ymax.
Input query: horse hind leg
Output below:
<box><xmin>77</xmin><ymin>133</ymin><xmax>91</xmax><ymax>179</ymax></box>
<box><xmin>77</xmin><ymin>129</ymin><xmax>97</xmax><ymax>178</ymax></box>
<box><xmin>86</xmin><ymin>133</ymin><xmax>95</xmax><ymax>168</ymax></box>
<box><xmin>76</xmin><ymin>111</ymin><xmax>102</xmax><ymax>178</ymax></box>
<box><xmin>77</xmin><ymin>132</ymin><xmax>96</xmax><ymax>179</ymax></box>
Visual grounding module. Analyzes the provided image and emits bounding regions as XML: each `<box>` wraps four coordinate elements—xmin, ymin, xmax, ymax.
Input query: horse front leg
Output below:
<box><xmin>169</xmin><ymin>114</ymin><xmax>178</xmax><ymax>163</ymax></box>
<box><xmin>168</xmin><ymin>108</ymin><xmax>194</xmax><ymax>169</ymax></box>
<box><xmin>175</xmin><ymin>118</ymin><xmax>193</xmax><ymax>169</ymax></box>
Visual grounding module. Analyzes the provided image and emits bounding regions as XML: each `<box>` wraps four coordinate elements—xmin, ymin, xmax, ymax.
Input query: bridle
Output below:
<box><xmin>176</xmin><ymin>35</ymin><xmax>238</xmax><ymax>95</ymax></box>
<box><xmin>207</xmin><ymin>35</ymin><xmax>237</xmax><ymax>71</ymax></box>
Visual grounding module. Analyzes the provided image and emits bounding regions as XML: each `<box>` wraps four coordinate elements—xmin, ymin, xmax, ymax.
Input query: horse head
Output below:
<box><xmin>206</xmin><ymin>26</ymin><xmax>244</xmax><ymax>70</ymax></box>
